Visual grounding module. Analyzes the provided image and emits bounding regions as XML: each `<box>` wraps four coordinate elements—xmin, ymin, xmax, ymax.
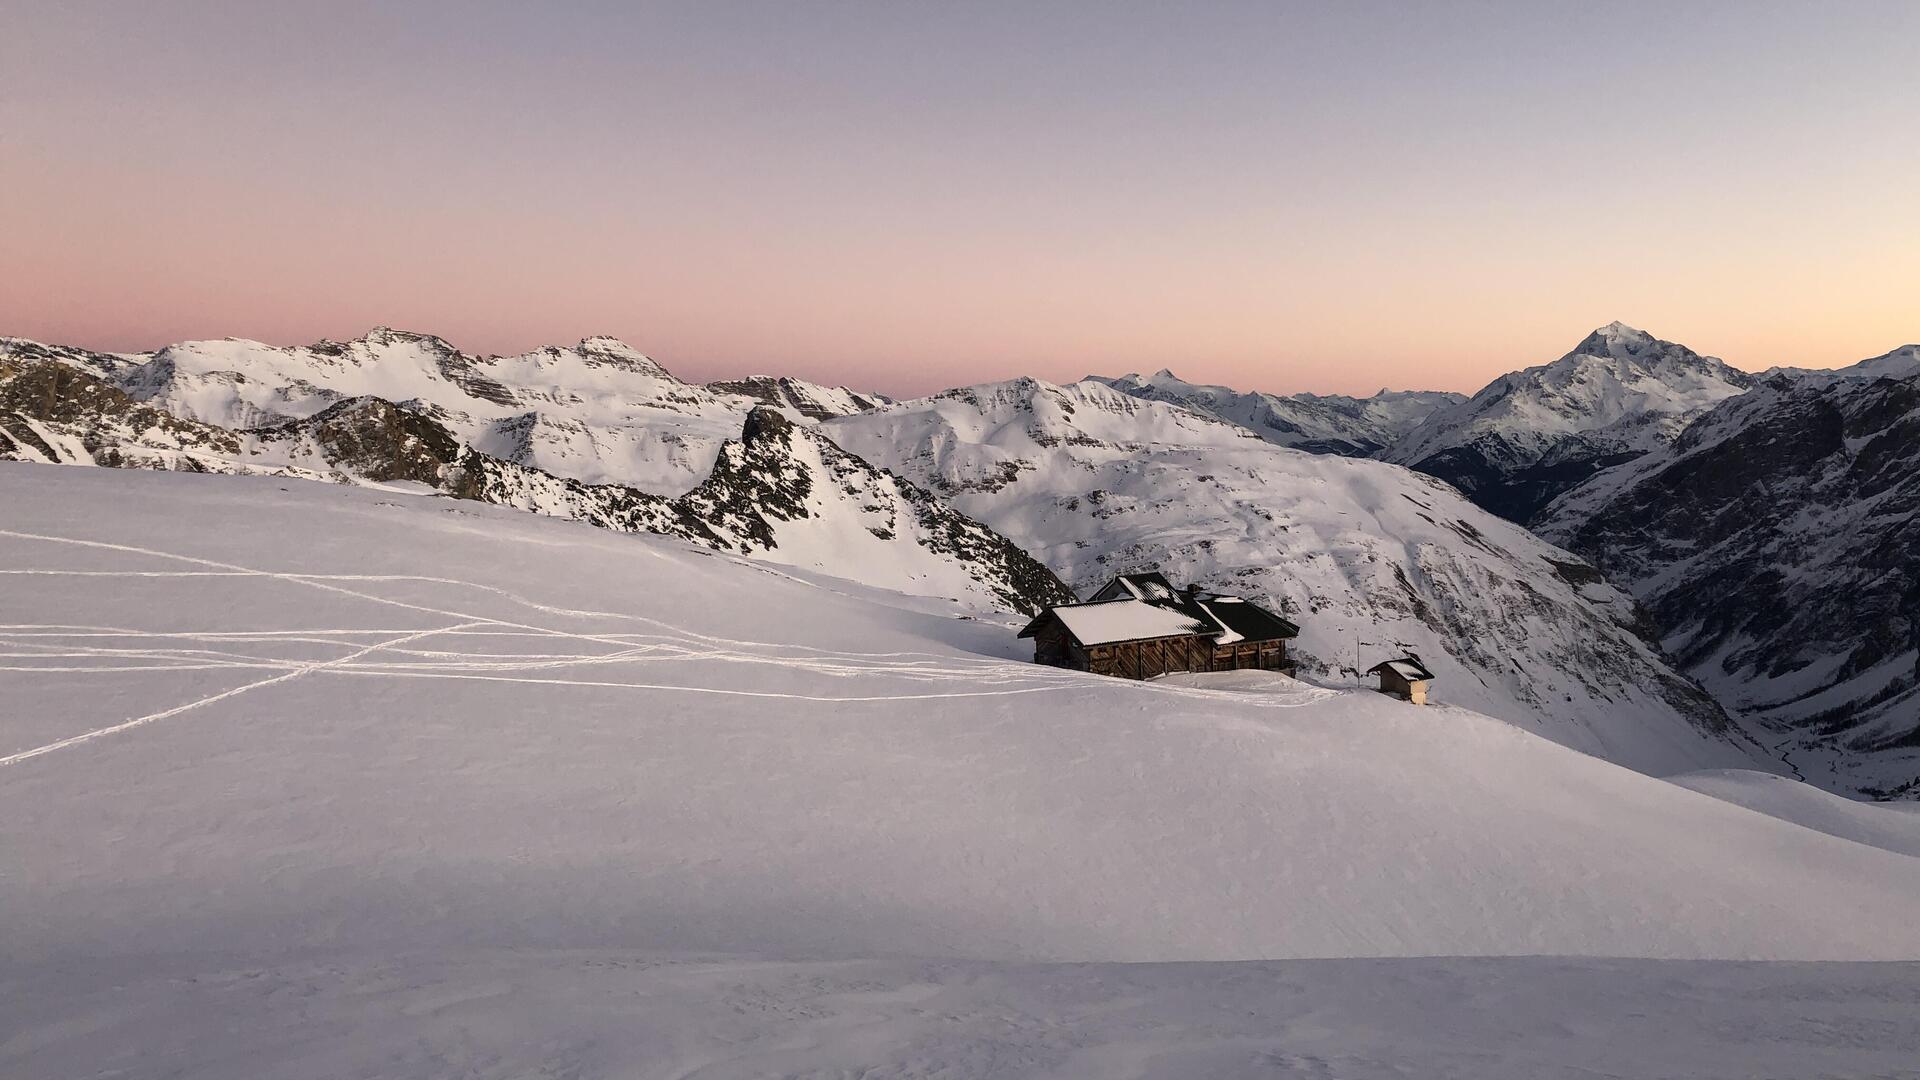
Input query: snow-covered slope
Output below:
<box><xmin>1094</xmin><ymin>369</ymin><xmax>1462</xmax><ymax>455</ymax></box>
<box><xmin>0</xmin><ymin>353</ymin><xmax>1070</xmax><ymax>614</ymax></box>
<box><xmin>1669</xmin><ymin>770</ymin><xmax>1920</xmax><ymax>858</ymax></box>
<box><xmin>1</xmin><ymin>330</ymin><xmax>889</xmax><ymax>496</ymax></box>
<box><xmin>6</xmin><ymin>462</ymin><xmax>1919</xmax><ymax>966</ymax></box>
<box><xmin>10</xmin><ymin>465</ymin><xmax>1920</xmax><ymax>1077</ymax></box>
<box><xmin>824</xmin><ymin>377</ymin><xmax>1762</xmax><ymax>777</ymax></box>
<box><xmin>1386</xmin><ymin>323</ymin><xmax>1752</xmax><ymax>522</ymax></box>
<box><xmin>1539</xmin><ymin>368</ymin><xmax>1920</xmax><ymax>797</ymax></box>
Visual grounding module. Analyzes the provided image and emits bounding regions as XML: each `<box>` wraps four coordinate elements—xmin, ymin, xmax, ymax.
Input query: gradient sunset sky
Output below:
<box><xmin>4</xmin><ymin>2</ymin><xmax>1916</xmax><ymax>396</ymax></box>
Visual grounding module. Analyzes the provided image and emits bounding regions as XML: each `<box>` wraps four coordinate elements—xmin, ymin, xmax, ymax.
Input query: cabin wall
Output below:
<box><xmin>1031</xmin><ymin>628</ymin><xmax>1087</xmax><ymax>670</ymax></box>
<box><xmin>1211</xmin><ymin>639</ymin><xmax>1289</xmax><ymax>673</ymax></box>
<box><xmin>1081</xmin><ymin>636</ymin><xmax>1290</xmax><ymax>680</ymax></box>
<box><xmin>1086</xmin><ymin>636</ymin><xmax>1203</xmax><ymax>680</ymax></box>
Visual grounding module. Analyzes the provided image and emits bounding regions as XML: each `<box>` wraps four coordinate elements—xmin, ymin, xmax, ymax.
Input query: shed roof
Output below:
<box><xmin>1367</xmin><ymin>656</ymin><xmax>1436</xmax><ymax>682</ymax></box>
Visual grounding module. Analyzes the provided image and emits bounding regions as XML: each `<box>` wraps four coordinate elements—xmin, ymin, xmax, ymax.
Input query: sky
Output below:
<box><xmin>3</xmin><ymin>1</ymin><xmax>1916</xmax><ymax>397</ymax></box>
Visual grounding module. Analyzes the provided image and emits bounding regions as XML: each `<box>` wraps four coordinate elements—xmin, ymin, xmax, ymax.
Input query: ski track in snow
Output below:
<box><xmin>0</xmin><ymin>530</ymin><xmax>1323</xmax><ymax>766</ymax></box>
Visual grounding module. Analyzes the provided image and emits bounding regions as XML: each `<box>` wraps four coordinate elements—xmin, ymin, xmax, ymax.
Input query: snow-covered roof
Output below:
<box><xmin>1046</xmin><ymin>600</ymin><xmax>1211</xmax><ymax>646</ymax></box>
<box><xmin>1368</xmin><ymin>656</ymin><xmax>1435</xmax><ymax>682</ymax></box>
<box><xmin>1045</xmin><ymin>573</ymin><xmax>1300</xmax><ymax>646</ymax></box>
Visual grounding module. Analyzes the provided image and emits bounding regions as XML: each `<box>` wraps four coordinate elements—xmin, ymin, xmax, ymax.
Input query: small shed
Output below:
<box><xmin>1367</xmin><ymin>656</ymin><xmax>1435</xmax><ymax>704</ymax></box>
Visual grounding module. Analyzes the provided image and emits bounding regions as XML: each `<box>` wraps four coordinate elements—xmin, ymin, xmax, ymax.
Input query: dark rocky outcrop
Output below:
<box><xmin>1542</xmin><ymin>373</ymin><xmax>1920</xmax><ymax>795</ymax></box>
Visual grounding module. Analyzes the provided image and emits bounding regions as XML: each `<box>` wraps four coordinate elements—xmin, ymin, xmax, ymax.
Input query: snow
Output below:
<box><xmin>1669</xmin><ymin>769</ymin><xmax>1920</xmax><ymax>858</ymax></box>
<box><xmin>1048</xmin><ymin>599</ymin><xmax>1210</xmax><ymax>645</ymax></box>
<box><xmin>1382</xmin><ymin>659</ymin><xmax>1428</xmax><ymax>681</ymax></box>
<box><xmin>7</xmin><ymin>463</ymin><xmax>1920</xmax><ymax>1075</ymax></box>
<box><xmin>12</xmin><ymin>952</ymin><xmax>1920</xmax><ymax>1080</ymax></box>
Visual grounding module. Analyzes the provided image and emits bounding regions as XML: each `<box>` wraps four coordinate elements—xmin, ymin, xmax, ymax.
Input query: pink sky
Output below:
<box><xmin>3</xmin><ymin>3</ymin><xmax>1915</xmax><ymax>397</ymax></box>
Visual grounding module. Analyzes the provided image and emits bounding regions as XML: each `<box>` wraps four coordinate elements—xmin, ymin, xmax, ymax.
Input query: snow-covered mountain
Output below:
<box><xmin>0</xmin><ymin>330</ymin><xmax>887</xmax><ymax>496</ymax></box>
<box><xmin>1385</xmin><ymin>323</ymin><xmax>1753</xmax><ymax>522</ymax></box>
<box><xmin>824</xmin><ymin>376</ymin><xmax>1762</xmax><ymax>776</ymax></box>
<box><xmin>1538</xmin><ymin>366</ymin><xmax>1920</xmax><ymax>797</ymax></box>
<box><xmin>0</xmin><ymin>348</ymin><xmax>1070</xmax><ymax>614</ymax></box>
<box><xmin>1093</xmin><ymin>368</ymin><xmax>1462</xmax><ymax>455</ymax></box>
<box><xmin>1763</xmin><ymin>343</ymin><xmax>1920</xmax><ymax>386</ymax></box>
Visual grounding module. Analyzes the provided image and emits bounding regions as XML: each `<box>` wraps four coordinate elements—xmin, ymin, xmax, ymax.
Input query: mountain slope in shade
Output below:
<box><xmin>0</xmin><ymin>352</ymin><xmax>1069</xmax><ymax>615</ymax></box>
<box><xmin>825</xmin><ymin>376</ymin><xmax>1763</xmax><ymax>777</ymax></box>
<box><xmin>1</xmin><ymin>331</ymin><xmax>887</xmax><ymax>496</ymax></box>
<box><xmin>1094</xmin><ymin>369</ymin><xmax>1463</xmax><ymax>455</ymax></box>
<box><xmin>1386</xmin><ymin>323</ymin><xmax>1752</xmax><ymax>522</ymax></box>
<box><xmin>1538</xmin><ymin>369</ymin><xmax>1920</xmax><ymax>797</ymax></box>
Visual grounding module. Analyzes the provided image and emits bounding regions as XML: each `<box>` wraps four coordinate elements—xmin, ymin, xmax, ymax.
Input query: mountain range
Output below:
<box><xmin>4</xmin><ymin>320</ymin><xmax>1915</xmax><ymax>794</ymax></box>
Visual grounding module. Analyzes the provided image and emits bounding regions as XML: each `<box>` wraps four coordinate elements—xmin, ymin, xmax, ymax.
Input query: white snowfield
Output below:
<box><xmin>6</xmin><ymin>464</ymin><xmax>1920</xmax><ymax>1077</ymax></box>
<box><xmin>1668</xmin><ymin>769</ymin><xmax>1920</xmax><ymax>859</ymax></box>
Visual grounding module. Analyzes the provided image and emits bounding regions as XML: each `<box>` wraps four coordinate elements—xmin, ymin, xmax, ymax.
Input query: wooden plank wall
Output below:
<box><xmin>1080</xmin><ymin>636</ymin><xmax>1289</xmax><ymax>680</ymax></box>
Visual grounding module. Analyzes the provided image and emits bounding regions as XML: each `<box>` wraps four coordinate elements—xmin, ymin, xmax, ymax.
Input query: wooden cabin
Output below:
<box><xmin>1018</xmin><ymin>571</ymin><xmax>1300</xmax><ymax>681</ymax></box>
<box><xmin>1367</xmin><ymin>655</ymin><xmax>1435</xmax><ymax>704</ymax></box>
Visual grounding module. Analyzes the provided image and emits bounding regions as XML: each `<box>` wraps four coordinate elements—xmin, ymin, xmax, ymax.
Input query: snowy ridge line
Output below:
<box><xmin>0</xmin><ymin>621</ymin><xmax>487</xmax><ymax>768</ymax></box>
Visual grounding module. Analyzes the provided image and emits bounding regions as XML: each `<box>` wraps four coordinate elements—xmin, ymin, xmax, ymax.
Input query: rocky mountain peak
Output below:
<box><xmin>1553</xmin><ymin>323</ymin><xmax>1748</xmax><ymax>386</ymax></box>
<box><xmin>1570</xmin><ymin>320</ymin><xmax>1655</xmax><ymax>356</ymax></box>
<box><xmin>354</xmin><ymin>327</ymin><xmax>456</xmax><ymax>352</ymax></box>
<box><xmin>572</xmin><ymin>335</ymin><xmax>670</xmax><ymax>373</ymax></box>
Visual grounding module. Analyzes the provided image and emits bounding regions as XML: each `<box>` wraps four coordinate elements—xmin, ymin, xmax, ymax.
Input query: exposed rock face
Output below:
<box><xmin>827</xmin><ymin>376</ymin><xmax>1763</xmax><ymax>777</ymax></box>
<box><xmin>1093</xmin><ymin>369</ymin><xmax>1463</xmax><ymax>456</ymax></box>
<box><xmin>1386</xmin><ymin>323</ymin><xmax>1753</xmax><ymax>523</ymax></box>
<box><xmin>1539</xmin><ymin>371</ymin><xmax>1920</xmax><ymax>796</ymax></box>
<box><xmin>0</xmin><ymin>352</ymin><xmax>242</xmax><ymax>466</ymax></box>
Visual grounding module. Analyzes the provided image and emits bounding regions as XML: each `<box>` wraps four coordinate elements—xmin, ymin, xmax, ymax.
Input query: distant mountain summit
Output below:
<box><xmin>1384</xmin><ymin>322</ymin><xmax>1752</xmax><ymax>522</ymax></box>
<box><xmin>1091</xmin><ymin>369</ymin><xmax>1463</xmax><ymax>456</ymax></box>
